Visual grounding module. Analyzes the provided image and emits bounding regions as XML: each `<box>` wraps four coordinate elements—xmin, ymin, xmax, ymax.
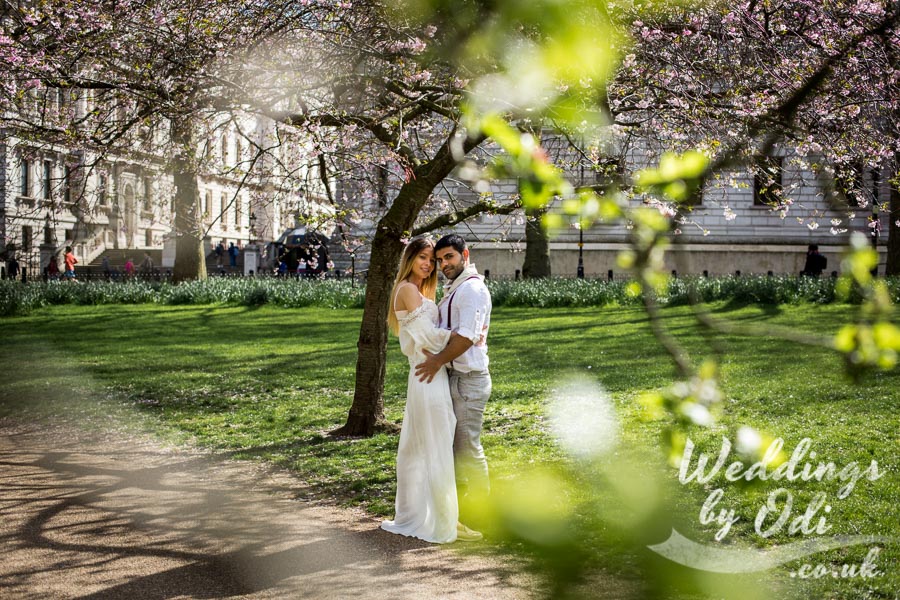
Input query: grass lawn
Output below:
<box><xmin>1</xmin><ymin>302</ymin><xmax>897</xmax><ymax>599</ymax></box>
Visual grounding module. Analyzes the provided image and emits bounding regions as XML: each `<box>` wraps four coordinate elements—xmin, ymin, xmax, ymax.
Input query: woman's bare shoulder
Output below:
<box><xmin>395</xmin><ymin>282</ymin><xmax>423</xmax><ymax>312</ymax></box>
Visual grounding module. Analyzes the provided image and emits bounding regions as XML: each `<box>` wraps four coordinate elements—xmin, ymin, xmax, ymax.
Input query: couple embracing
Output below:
<box><xmin>381</xmin><ymin>234</ymin><xmax>492</xmax><ymax>544</ymax></box>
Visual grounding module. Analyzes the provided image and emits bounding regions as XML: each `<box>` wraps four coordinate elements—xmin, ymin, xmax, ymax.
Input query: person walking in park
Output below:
<box><xmin>63</xmin><ymin>246</ymin><xmax>78</xmax><ymax>281</ymax></box>
<box><xmin>124</xmin><ymin>257</ymin><xmax>135</xmax><ymax>279</ymax></box>
<box><xmin>101</xmin><ymin>256</ymin><xmax>112</xmax><ymax>280</ymax></box>
<box><xmin>46</xmin><ymin>253</ymin><xmax>60</xmax><ymax>280</ymax></box>
<box><xmin>801</xmin><ymin>244</ymin><xmax>828</xmax><ymax>277</ymax></box>
<box><xmin>6</xmin><ymin>255</ymin><xmax>20</xmax><ymax>281</ymax></box>
<box><xmin>215</xmin><ymin>240</ymin><xmax>225</xmax><ymax>269</ymax></box>
<box><xmin>228</xmin><ymin>242</ymin><xmax>239</xmax><ymax>268</ymax></box>
<box><xmin>139</xmin><ymin>252</ymin><xmax>154</xmax><ymax>277</ymax></box>
<box><xmin>416</xmin><ymin>235</ymin><xmax>492</xmax><ymax>532</ymax></box>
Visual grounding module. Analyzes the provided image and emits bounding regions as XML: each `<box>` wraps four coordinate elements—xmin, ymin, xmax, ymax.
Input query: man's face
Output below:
<box><xmin>436</xmin><ymin>246</ymin><xmax>468</xmax><ymax>281</ymax></box>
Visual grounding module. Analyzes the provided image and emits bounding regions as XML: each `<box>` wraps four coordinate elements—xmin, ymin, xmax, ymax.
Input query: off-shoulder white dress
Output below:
<box><xmin>380</xmin><ymin>290</ymin><xmax>458</xmax><ymax>543</ymax></box>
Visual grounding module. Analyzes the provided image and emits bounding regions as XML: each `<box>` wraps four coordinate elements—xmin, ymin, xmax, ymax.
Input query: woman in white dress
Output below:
<box><xmin>380</xmin><ymin>237</ymin><xmax>460</xmax><ymax>543</ymax></box>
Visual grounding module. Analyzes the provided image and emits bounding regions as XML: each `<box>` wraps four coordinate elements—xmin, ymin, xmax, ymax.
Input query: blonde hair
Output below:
<box><xmin>387</xmin><ymin>237</ymin><xmax>438</xmax><ymax>335</ymax></box>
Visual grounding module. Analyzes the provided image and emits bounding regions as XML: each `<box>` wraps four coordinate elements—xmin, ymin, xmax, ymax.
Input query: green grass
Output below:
<box><xmin>1</xmin><ymin>303</ymin><xmax>897</xmax><ymax>599</ymax></box>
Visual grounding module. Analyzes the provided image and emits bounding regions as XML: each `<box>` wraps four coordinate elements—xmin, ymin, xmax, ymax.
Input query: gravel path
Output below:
<box><xmin>0</xmin><ymin>418</ymin><xmax>536</xmax><ymax>599</ymax></box>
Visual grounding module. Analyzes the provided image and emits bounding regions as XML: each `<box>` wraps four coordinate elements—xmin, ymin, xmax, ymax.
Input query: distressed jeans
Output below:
<box><xmin>448</xmin><ymin>368</ymin><xmax>491</xmax><ymax>498</ymax></box>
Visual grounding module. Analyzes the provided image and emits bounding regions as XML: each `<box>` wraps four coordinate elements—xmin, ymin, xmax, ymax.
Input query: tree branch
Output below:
<box><xmin>412</xmin><ymin>199</ymin><xmax>521</xmax><ymax>235</ymax></box>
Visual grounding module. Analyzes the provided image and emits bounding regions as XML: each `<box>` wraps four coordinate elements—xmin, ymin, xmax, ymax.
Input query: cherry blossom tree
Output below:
<box><xmin>237</xmin><ymin>4</ymin><xmax>534</xmax><ymax>434</ymax></box>
<box><xmin>606</xmin><ymin>0</ymin><xmax>900</xmax><ymax>267</ymax></box>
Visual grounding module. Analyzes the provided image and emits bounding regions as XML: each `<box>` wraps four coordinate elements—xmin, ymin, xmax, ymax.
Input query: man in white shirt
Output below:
<box><xmin>416</xmin><ymin>235</ymin><xmax>492</xmax><ymax>506</ymax></box>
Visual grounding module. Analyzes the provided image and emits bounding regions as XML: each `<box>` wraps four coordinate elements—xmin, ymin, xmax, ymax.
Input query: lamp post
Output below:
<box><xmin>43</xmin><ymin>213</ymin><xmax>53</xmax><ymax>244</ymax></box>
<box><xmin>871</xmin><ymin>203</ymin><xmax>880</xmax><ymax>276</ymax></box>
<box><xmin>350</xmin><ymin>251</ymin><xmax>356</xmax><ymax>288</ymax></box>
<box><xmin>244</xmin><ymin>212</ymin><xmax>260</xmax><ymax>277</ymax></box>
<box><xmin>577</xmin><ymin>134</ymin><xmax>586</xmax><ymax>279</ymax></box>
<box><xmin>577</xmin><ymin>224</ymin><xmax>585</xmax><ymax>279</ymax></box>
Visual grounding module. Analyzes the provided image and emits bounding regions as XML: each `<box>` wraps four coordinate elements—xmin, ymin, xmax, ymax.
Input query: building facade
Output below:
<box><xmin>1</xmin><ymin>98</ymin><xmax>330</xmax><ymax>278</ymax></box>
<box><xmin>452</xmin><ymin>136</ymin><xmax>892</xmax><ymax>278</ymax></box>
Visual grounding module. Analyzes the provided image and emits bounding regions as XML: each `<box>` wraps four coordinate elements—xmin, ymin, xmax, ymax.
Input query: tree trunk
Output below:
<box><xmin>520</xmin><ymin>125</ymin><xmax>552</xmax><ymax>280</ymax></box>
<box><xmin>334</xmin><ymin>135</ymin><xmax>483</xmax><ymax>436</ymax></box>
<box><xmin>886</xmin><ymin>155</ymin><xmax>900</xmax><ymax>276</ymax></box>
<box><xmin>522</xmin><ymin>207</ymin><xmax>551</xmax><ymax>278</ymax></box>
<box><xmin>170</xmin><ymin>118</ymin><xmax>207</xmax><ymax>283</ymax></box>
<box><xmin>336</xmin><ymin>225</ymin><xmax>405</xmax><ymax>436</ymax></box>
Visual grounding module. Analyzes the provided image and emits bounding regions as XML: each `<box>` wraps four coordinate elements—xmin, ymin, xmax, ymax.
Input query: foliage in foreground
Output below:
<box><xmin>3</xmin><ymin>275</ymin><xmax>899</xmax><ymax>317</ymax></box>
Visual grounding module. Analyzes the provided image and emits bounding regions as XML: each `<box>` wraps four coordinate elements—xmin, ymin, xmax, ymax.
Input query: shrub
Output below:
<box><xmin>1</xmin><ymin>275</ymin><xmax>897</xmax><ymax>316</ymax></box>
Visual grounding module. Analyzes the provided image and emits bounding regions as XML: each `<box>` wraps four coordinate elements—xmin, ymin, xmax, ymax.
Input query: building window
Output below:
<box><xmin>64</xmin><ymin>166</ymin><xmax>72</xmax><ymax>204</ymax></box>
<box><xmin>204</xmin><ymin>190</ymin><xmax>212</xmax><ymax>216</ymax></box>
<box><xmin>234</xmin><ymin>196</ymin><xmax>242</xmax><ymax>228</ymax></box>
<box><xmin>22</xmin><ymin>226</ymin><xmax>33</xmax><ymax>252</ymax></box>
<box><xmin>833</xmin><ymin>162</ymin><xmax>872</xmax><ymax>208</ymax></box>
<box><xmin>234</xmin><ymin>139</ymin><xmax>242</xmax><ymax>166</ymax></box>
<box><xmin>593</xmin><ymin>156</ymin><xmax>624</xmax><ymax>187</ymax></box>
<box><xmin>43</xmin><ymin>161</ymin><xmax>53</xmax><ymax>200</ymax></box>
<box><xmin>684</xmin><ymin>185</ymin><xmax>703</xmax><ymax>207</ymax></box>
<box><xmin>221</xmin><ymin>194</ymin><xmax>228</xmax><ymax>227</ymax></box>
<box><xmin>145</xmin><ymin>229</ymin><xmax>153</xmax><ymax>247</ymax></box>
<box><xmin>753</xmin><ymin>156</ymin><xmax>783</xmax><ymax>206</ymax></box>
<box><xmin>221</xmin><ymin>135</ymin><xmax>229</xmax><ymax>166</ymax></box>
<box><xmin>143</xmin><ymin>177</ymin><xmax>153</xmax><ymax>211</ymax></box>
<box><xmin>20</xmin><ymin>159</ymin><xmax>30</xmax><ymax>197</ymax></box>
<box><xmin>98</xmin><ymin>174</ymin><xmax>108</xmax><ymax>206</ymax></box>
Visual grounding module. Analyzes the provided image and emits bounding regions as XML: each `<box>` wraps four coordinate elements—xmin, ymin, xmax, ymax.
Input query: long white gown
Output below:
<box><xmin>380</xmin><ymin>296</ymin><xmax>459</xmax><ymax>544</ymax></box>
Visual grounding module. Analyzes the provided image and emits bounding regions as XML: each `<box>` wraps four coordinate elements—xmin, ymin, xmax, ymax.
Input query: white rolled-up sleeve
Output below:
<box><xmin>453</xmin><ymin>287</ymin><xmax>489</xmax><ymax>343</ymax></box>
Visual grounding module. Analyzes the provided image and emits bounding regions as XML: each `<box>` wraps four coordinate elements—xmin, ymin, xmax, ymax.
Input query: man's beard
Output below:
<box><xmin>444</xmin><ymin>264</ymin><xmax>464</xmax><ymax>281</ymax></box>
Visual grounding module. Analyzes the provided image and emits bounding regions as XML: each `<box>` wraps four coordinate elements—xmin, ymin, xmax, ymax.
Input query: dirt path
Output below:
<box><xmin>0</xmin><ymin>418</ymin><xmax>536</xmax><ymax>599</ymax></box>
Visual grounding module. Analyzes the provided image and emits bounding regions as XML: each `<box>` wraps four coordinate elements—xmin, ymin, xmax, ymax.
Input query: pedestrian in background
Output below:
<box><xmin>6</xmin><ymin>256</ymin><xmax>20</xmax><ymax>281</ymax></box>
<box><xmin>228</xmin><ymin>242</ymin><xmax>239</xmax><ymax>268</ymax></box>
<box><xmin>63</xmin><ymin>246</ymin><xmax>78</xmax><ymax>281</ymax></box>
<box><xmin>801</xmin><ymin>244</ymin><xmax>827</xmax><ymax>277</ymax></box>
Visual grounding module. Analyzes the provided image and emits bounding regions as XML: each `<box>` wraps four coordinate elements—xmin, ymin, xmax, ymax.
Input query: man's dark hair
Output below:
<box><xmin>808</xmin><ymin>244</ymin><xmax>819</xmax><ymax>252</ymax></box>
<box><xmin>435</xmin><ymin>234</ymin><xmax>466</xmax><ymax>254</ymax></box>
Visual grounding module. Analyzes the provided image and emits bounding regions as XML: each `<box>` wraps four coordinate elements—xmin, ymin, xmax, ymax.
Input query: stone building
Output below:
<box><xmin>451</xmin><ymin>135</ymin><xmax>892</xmax><ymax>278</ymax></box>
<box><xmin>1</xmin><ymin>96</ymin><xmax>330</xmax><ymax>279</ymax></box>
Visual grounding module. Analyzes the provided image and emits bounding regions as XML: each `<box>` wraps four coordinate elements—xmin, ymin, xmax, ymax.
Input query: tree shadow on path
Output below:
<box><xmin>0</xmin><ymin>420</ymin><xmax>533</xmax><ymax>599</ymax></box>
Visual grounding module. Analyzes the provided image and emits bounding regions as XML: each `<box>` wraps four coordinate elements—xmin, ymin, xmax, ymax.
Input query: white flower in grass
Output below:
<box><xmin>549</xmin><ymin>375</ymin><xmax>618</xmax><ymax>460</ymax></box>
